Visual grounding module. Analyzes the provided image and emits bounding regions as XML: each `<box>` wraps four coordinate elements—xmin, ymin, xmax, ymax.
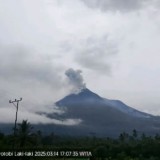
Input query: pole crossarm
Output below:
<box><xmin>9</xmin><ymin>98</ymin><xmax>22</xmax><ymax>104</ymax></box>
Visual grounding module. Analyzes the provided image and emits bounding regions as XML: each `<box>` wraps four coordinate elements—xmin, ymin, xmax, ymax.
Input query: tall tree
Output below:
<box><xmin>17</xmin><ymin>120</ymin><xmax>33</xmax><ymax>148</ymax></box>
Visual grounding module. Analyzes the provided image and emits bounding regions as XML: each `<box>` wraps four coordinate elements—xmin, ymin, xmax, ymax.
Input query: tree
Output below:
<box><xmin>0</xmin><ymin>131</ymin><xmax>4</xmax><ymax>149</ymax></box>
<box><xmin>132</xmin><ymin>129</ymin><xmax>138</xmax><ymax>139</ymax></box>
<box><xmin>119</xmin><ymin>132</ymin><xmax>129</xmax><ymax>142</ymax></box>
<box><xmin>16</xmin><ymin>120</ymin><xmax>33</xmax><ymax>148</ymax></box>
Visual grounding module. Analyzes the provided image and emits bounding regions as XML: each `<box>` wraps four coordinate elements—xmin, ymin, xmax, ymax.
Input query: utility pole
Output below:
<box><xmin>9</xmin><ymin>98</ymin><xmax>22</xmax><ymax>148</ymax></box>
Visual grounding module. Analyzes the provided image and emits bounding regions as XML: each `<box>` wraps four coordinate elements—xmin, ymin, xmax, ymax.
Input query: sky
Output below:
<box><xmin>0</xmin><ymin>0</ymin><xmax>160</xmax><ymax>124</ymax></box>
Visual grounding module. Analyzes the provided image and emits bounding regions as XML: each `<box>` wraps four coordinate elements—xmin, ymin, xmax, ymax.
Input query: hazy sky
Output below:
<box><xmin>0</xmin><ymin>0</ymin><xmax>160</xmax><ymax>124</ymax></box>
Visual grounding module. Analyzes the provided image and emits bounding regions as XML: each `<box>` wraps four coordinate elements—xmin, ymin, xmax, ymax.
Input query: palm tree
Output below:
<box><xmin>17</xmin><ymin>120</ymin><xmax>33</xmax><ymax>148</ymax></box>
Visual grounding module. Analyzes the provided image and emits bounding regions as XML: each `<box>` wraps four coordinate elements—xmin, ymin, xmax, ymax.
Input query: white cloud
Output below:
<box><xmin>0</xmin><ymin>107</ymin><xmax>82</xmax><ymax>125</ymax></box>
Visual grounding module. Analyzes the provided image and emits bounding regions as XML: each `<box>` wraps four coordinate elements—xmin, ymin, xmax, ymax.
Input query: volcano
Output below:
<box><xmin>1</xmin><ymin>88</ymin><xmax>160</xmax><ymax>137</ymax></box>
<box><xmin>46</xmin><ymin>88</ymin><xmax>160</xmax><ymax>137</ymax></box>
<box><xmin>56</xmin><ymin>88</ymin><xmax>151</xmax><ymax>118</ymax></box>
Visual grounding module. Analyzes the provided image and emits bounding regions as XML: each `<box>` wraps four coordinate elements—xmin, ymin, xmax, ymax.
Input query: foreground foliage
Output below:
<box><xmin>0</xmin><ymin>121</ymin><xmax>160</xmax><ymax>160</ymax></box>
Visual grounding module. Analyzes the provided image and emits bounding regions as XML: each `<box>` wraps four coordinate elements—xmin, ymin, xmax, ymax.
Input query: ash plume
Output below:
<box><xmin>65</xmin><ymin>68</ymin><xmax>86</xmax><ymax>93</ymax></box>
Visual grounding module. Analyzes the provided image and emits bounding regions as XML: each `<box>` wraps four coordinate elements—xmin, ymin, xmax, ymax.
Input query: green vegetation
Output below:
<box><xmin>0</xmin><ymin>120</ymin><xmax>160</xmax><ymax>160</ymax></box>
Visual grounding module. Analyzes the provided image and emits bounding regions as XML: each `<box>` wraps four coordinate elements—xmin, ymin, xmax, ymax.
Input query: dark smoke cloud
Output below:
<box><xmin>65</xmin><ymin>68</ymin><xmax>86</xmax><ymax>93</ymax></box>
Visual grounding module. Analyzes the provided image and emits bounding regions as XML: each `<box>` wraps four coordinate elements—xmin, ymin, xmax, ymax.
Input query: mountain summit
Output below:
<box><xmin>56</xmin><ymin>88</ymin><xmax>103</xmax><ymax>106</ymax></box>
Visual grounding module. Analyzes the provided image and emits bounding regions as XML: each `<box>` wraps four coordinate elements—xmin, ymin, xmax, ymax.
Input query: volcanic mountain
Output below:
<box><xmin>1</xmin><ymin>88</ymin><xmax>160</xmax><ymax>137</ymax></box>
<box><xmin>46</xmin><ymin>88</ymin><xmax>160</xmax><ymax>137</ymax></box>
<box><xmin>56</xmin><ymin>88</ymin><xmax>151</xmax><ymax>118</ymax></box>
